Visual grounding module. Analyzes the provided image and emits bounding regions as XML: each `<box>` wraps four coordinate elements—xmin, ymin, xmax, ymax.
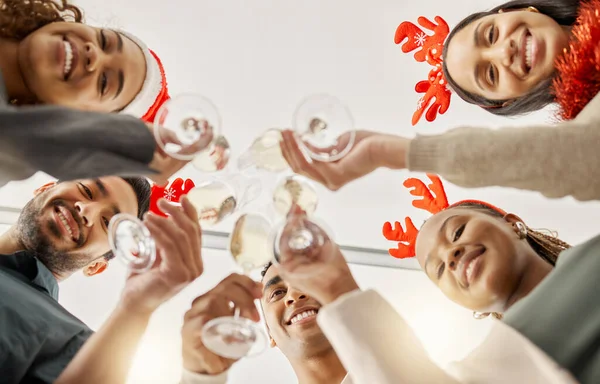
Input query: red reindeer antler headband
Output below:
<box><xmin>150</xmin><ymin>177</ymin><xmax>196</xmax><ymax>217</ymax></box>
<box><xmin>395</xmin><ymin>16</ymin><xmax>452</xmax><ymax>125</ymax></box>
<box><xmin>382</xmin><ymin>174</ymin><xmax>505</xmax><ymax>259</ymax></box>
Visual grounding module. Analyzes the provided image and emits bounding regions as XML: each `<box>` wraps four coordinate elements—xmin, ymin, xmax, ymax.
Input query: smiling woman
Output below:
<box><xmin>441</xmin><ymin>0</ymin><xmax>600</xmax><ymax>119</ymax></box>
<box><xmin>0</xmin><ymin>0</ymin><xmax>169</xmax><ymax>118</ymax></box>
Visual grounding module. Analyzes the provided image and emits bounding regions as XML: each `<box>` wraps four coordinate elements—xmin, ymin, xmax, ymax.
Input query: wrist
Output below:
<box><xmin>371</xmin><ymin>134</ymin><xmax>409</xmax><ymax>170</ymax></box>
<box><xmin>116</xmin><ymin>298</ymin><xmax>156</xmax><ymax>321</ymax></box>
<box><xmin>319</xmin><ymin>274</ymin><xmax>360</xmax><ymax>305</ymax></box>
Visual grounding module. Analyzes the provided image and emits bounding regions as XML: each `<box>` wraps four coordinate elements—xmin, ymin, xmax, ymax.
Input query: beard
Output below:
<box><xmin>16</xmin><ymin>193</ymin><xmax>93</xmax><ymax>276</ymax></box>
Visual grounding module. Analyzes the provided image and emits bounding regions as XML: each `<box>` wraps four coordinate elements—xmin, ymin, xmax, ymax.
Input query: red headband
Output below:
<box><xmin>382</xmin><ymin>174</ymin><xmax>505</xmax><ymax>259</ymax></box>
<box><xmin>149</xmin><ymin>177</ymin><xmax>195</xmax><ymax>217</ymax></box>
<box><xmin>395</xmin><ymin>16</ymin><xmax>452</xmax><ymax>125</ymax></box>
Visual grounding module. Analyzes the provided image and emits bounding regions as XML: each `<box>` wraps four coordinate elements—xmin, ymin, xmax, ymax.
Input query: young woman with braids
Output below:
<box><xmin>0</xmin><ymin>0</ymin><xmax>187</xmax><ymax>186</ymax></box>
<box><xmin>273</xmin><ymin>199</ymin><xmax>598</xmax><ymax>383</ymax></box>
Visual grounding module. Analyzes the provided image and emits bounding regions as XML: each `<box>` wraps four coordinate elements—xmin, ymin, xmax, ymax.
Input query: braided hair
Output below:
<box><xmin>453</xmin><ymin>201</ymin><xmax>571</xmax><ymax>266</ymax></box>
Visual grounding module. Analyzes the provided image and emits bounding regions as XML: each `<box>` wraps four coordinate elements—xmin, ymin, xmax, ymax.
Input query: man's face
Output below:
<box><xmin>261</xmin><ymin>265</ymin><xmax>331</xmax><ymax>358</ymax></box>
<box><xmin>16</xmin><ymin>177</ymin><xmax>138</xmax><ymax>277</ymax></box>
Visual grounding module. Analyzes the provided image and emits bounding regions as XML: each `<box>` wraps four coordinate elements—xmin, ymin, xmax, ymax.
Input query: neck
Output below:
<box><xmin>290</xmin><ymin>348</ymin><xmax>346</xmax><ymax>384</ymax></box>
<box><xmin>504</xmin><ymin>252</ymin><xmax>554</xmax><ymax>310</ymax></box>
<box><xmin>0</xmin><ymin>226</ymin><xmax>25</xmax><ymax>255</ymax></box>
<box><xmin>0</xmin><ymin>37</ymin><xmax>35</xmax><ymax>103</ymax></box>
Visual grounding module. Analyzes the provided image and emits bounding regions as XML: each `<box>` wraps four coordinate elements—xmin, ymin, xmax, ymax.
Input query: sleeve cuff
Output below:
<box><xmin>180</xmin><ymin>368</ymin><xmax>228</xmax><ymax>384</ymax></box>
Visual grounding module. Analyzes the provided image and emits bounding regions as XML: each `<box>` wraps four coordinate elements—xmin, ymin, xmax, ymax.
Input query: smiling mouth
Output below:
<box><xmin>54</xmin><ymin>205</ymin><xmax>80</xmax><ymax>243</ymax></box>
<box><xmin>522</xmin><ymin>31</ymin><xmax>533</xmax><ymax>74</ymax></box>
<box><xmin>286</xmin><ymin>309</ymin><xmax>319</xmax><ymax>325</ymax></box>
<box><xmin>459</xmin><ymin>246</ymin><xmax>486</xmax><ymax>288</ymax></box>
<box><xmin>62</xmin><ymin>36</ymin><xmax>75</xmax><ymax>80</ymax></box>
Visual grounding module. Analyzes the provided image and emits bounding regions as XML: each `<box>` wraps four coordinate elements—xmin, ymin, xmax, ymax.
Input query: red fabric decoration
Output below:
<box><xmin>150</xmin><ymin>178</ymin><xmax>195</xmax><ymax>217</ymax></box>
<box><xmin>141</xmin><ymin>50</ymin><xmax>171</xmax><ymax>124</ymax></box>
<box><xmin>395</xmin><ymin>16</ymin><xmax>452</xmax><ymax>125</ymax></box>
<box><xmin>552</xmin><ymin>0</ymin><xmax>600</xmax><ymax>121</ymax></box>
<box><xmin>382</xmin><ymin>174</ymin><xmax>505</xmax><ymax>259</ymax></box>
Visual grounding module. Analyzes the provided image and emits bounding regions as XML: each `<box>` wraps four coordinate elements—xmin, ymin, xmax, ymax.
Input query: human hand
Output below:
<box><xmin>120</xmin><ymin>196</ymin><xmax>204</xmax><ymax>316</ymax></box>
<box><xmin>181</xmin><ymin>274</ymin><xmax>263</xmax><ymax>375</ymax></box>
<box><xmin>274</xmin><ymin>217</ymin><xmax>359</xmax><ymax>305</ymax></box>
<box><xmin>280</xmin><ymin>130</ymin><xmax>408</xmax><ymax>191</ymax></box>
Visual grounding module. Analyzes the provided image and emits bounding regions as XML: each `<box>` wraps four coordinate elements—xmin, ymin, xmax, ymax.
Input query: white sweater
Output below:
<box><xmin>181</xmin><ymin>290</ymin><xmax>577</xmax><ymax>384</ymax></box>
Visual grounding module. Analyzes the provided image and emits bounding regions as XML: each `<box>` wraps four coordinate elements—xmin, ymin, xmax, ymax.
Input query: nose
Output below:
<box><xmin>285</xmin><ymin>288</ymin><xmax>309</xmax><ymax>307</ymax></box>
<box><xmin>74</xmin><ymin>201</ymin><xmax>99</xmax><ymax>228</ymax></box>
<box><xmin>485</xmin><ymin>38</ymin><xmax>517</xmax><ymax>67</ymax></box>
<box><xmin>83</xmin><ymin>42</ymin><xmax>100</xmax><ymax>73</ymax></box>
<box><xmin>446</xmin><ymin>245</ymin><xmax>465</xmax><ymax>271</ymax></box>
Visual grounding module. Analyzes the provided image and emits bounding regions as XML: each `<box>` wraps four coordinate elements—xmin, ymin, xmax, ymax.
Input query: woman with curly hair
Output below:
<box><xmin>0</xmin><ymin>0</ymin><xmax>184</xmax><ymax>186</ymax></box>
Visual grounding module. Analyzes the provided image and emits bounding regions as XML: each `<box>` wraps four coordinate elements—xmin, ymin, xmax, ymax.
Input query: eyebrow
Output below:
<box><xmin>112</xmin><ymin>31</ymin><xmax>125</xmax><ymax>100</ymax></box>
<box><xmin>94</xmin><ymin>179</ymin><xmax>121</xmax><ymax>216</ymax></box>
<box><xmin>423</xmin><ymin>215</ymin><xmax>457</xmax><ymax>275</ymax></box>
<box><xmin>473</xmin><ymin>23</ymin><xmax>485</xmax><ymax>91</ymax></box>
<box><xmin>263</xmin><ymin>275</ymin><xmax>283</xmax><ymax>294</ymax></box>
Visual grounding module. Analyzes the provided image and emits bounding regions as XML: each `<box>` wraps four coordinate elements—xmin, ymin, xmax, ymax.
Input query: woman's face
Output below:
<box><xmin>18</xmin><ymin>22</ymin><xmax>146</xmax><ymax>112</ymax></box>
<box><xmin>415</xmin><ymin>208</ymin><xmax>527</xmax><ymax>313</ymax></box>
<box><xmin>445</xmin><ymin>10</ymin><xmax>570</xmax><ymax>101</ymax></box>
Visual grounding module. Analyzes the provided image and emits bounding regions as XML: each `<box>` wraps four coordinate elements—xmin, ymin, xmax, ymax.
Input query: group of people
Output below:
<box><xmin>1</xmin><ymin>0</ymin><xmax>599</xmax><ymax>383</ymax></box>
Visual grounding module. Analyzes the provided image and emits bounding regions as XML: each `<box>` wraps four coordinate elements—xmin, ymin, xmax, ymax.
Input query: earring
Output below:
<box><xmin>527</xmin><ymin>6</ymin><xmax>539</xmax><ymax>13</ymax></box>
<box><xmin>515</xmin><ymin>222</ymin><xmax>528</xmax><ymax>239</ymax></box>
<box><xmin>472</xmin><ymin>311</ymin><xmax>490</xmax><ymax>320</ymax></box>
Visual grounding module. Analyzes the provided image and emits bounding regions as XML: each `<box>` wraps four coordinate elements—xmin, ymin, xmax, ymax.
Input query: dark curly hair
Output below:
<box><xmin>442</xmin><ymin>0</ymin><xmax>581</xmax><ymax>117</ymax></box>
<box><xmin>1</xmin><ymin>0</ymin><xmax>84</xmax><ymax>40</ymax></box>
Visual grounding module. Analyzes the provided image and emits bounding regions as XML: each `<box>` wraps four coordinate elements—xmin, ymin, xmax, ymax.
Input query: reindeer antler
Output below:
<box><xmin>403</xmin><ymin>174</ymin><xmax>449</xmax><ymax>214</ymax></box>
<box><xmin>382</xmin><ymin>217</ymin><xmax>419</xmax><ymax>259</ymax></box>
<box><xmin>150</xmin><ymin>177</ymin><xmax>196</xmax><ymax>217</ymax></box>
<box><xmin>395</xmin><ymin>16</ymin><xmax>452</xmax><ymax>125</ymax></box>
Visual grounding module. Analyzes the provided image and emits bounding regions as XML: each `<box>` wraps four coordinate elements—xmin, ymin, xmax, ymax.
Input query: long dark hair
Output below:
<box><xmin>1</xmin><ymin>0</ymin><xmax>84</xmax><ymax>40</ymax></box>
<box><xmin>442</xmin><ymin>0</ymin><xmax>581</xmax><ymax>117</ymax></box>
<box><xmin>452</xmin><ymin>201</ymin><xmax>570</xmax><ymax>265</ymax></box>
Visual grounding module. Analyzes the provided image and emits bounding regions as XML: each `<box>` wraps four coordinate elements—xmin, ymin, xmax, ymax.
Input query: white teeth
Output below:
<box><xmin>58</xmin><ymin>211</ymin><xmax>74</xmax><ymax>239</ymax></box>
<box><xmin>290</xmin><ymin>309</ymin><xmax>317</xmax><ymax>324</ymax></box>
<box><xmin>63</xmin><ymin>41</ymin><xmax>73</xmax><ymax>76</ymax></box>
<box><xmin>524</xmin><ymin>36</ymin><xmax>532</xmax><ymax>69</ymax></box>
<box><xmin>466</xmin><ymin>259</ymin><xmax>476</xmax><ymax>282</ymax></box>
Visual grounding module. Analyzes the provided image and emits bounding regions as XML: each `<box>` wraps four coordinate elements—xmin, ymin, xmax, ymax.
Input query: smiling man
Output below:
<box><xmin>0</xmin><ymin>176</ymin><xmax>150</xmax><ymax>383</ymax></box>
<box><xmin>180</xmin><ymin>263</ymin><xmax>350</xmax><ymax>384</ymax></box>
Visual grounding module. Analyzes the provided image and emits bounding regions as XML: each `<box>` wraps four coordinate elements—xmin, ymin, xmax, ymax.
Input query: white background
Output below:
<box><xmin>1</xmin><ymin>0</ymin><xmax>599</xmax><ymax>382</ymax></box>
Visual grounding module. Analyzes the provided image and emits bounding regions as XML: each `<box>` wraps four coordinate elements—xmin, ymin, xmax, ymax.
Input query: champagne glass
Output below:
<box><xmin>108</xmin><ymin>214</ymin><xmax>156</xmax><ymax>273</ymax></box>
<box><xmin>237</xmin><ymin>93</ymin><xmax>355</xmax><ymax>172</ymax></box>
<box><xmin>186</xmin><ymin>174</ymin><xmax>262</xmax><ymax>227</ymax></box>
<box><xmin>268</xmin><ymin>175</ymin><xmax>334</xmax><ymax>272</ymax></box>
<box><xmin>202</xmin><ymin>213</ymin><xmax>273</xmax><ymax>359</ymax></box>
<box><xmin>153</xmin><ymin>93</ymin><xmax>230</xmax><ymax>171</ymax></box>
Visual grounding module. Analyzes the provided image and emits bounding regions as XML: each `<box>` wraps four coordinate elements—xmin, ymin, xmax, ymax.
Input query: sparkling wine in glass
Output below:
<box><xmin>237</xmin><ymin>129</ymin><xmax>288</xmax><ymax>172</ymax></box>
<box><xmin>202</xmin><ymin>213</ymin><xmax>273</xmax><ymax>359</ymax></box>
<box><xmin>108</xmin><ymin>214</ymin><xmax>156</xmax><ymax>273</ymax></box>
<box><xmin>186</xmin><ymin>174</ymin><xmax>262</xmax><ymax>227</ymax></box>
<box><xmin>153</xmin><ymin>94</ymin><xmax>230</xmax><ymax>171</ymax></box>
<box><xmin>272</xmin><ymin>174</ymin><xmax>318</xmax><ymax>217</ymax></box>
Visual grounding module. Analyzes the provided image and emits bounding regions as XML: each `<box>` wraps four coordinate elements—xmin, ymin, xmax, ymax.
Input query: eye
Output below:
<box><xmin>453</xmin><ymin>223</ymin><xmax>466</xmax><ymax>242</ymax></box>
<box><xmin>270</xmin><ymin>288</ymin><xmax>286</xmax><ymax>300</ymax></box>
<box><xmin>487</xmin><ymin>65</ymin><xmax>496</xmax><ymax>85</ymax></box>
<box><xmin>437</xmin><ymin>263</ymin><xmax>445</xmax><ymax>279</ymax></box>
<box><xmin>100</xmin><ymin>73</ymin><xmax>108</xmax><ymax>95</ymax></box>
<box><xmin>102</xmin><ymin>217</ymin><xmax>110</xmax><ymax>228</ymax></box>
<box><xmin>100</xmin><ymin>30</ymin><xmax>107</xmax><ymax>50</ymax></box>
<box><xmin>487</xmin><ymin>26</ymin><xmax>496</xmax><ymax>44</ymax></box>
<box><xmin>79</xmin><ymin>183</ymin><xmax>93</xmax><ymax>199</ymax></box>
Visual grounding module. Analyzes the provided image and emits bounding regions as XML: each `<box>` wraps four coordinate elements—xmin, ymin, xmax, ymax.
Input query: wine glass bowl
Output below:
<box><xmin>293</xmin><ymin>93</ymin><xmax>356</xmax><ymax>162</ymax></box>
<box><xmin>153</xmin><ymin>94</ymin><xmax>221</xmax><ymax>160</ymax></box>
<box><xmin>272</xmin><ymin>174</ymin><xmax>318</xmax><ymax>217</ymax></box>
<box><xmin>192</xmin><ymin>135</ymin><xmax>231</xmax><ymax>172</ymax></box>
<box><xmin>237</xmin><ymin>129</ymin><xmax>288</xmax><ymax>172</ymax></box>
<box><xmin>108</xmin><ymin>214</ymin><xmax>156</xmax><ymax>273</ymax></box>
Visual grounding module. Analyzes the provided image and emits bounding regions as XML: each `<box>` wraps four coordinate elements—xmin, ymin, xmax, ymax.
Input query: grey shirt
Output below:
<box><xmin>0</xmin><ymin>71</ymin><xmax>157</xmax><ymax>186</ymax></box>
<box><xmin>504</xmin><ymin>234</ymin><xmax>600</xmax><ymax>384</ymax></box>
<box><xmin>0</xmin><ymin>252</ymin><xmax>92</xmax><ymax>384</ymax></box>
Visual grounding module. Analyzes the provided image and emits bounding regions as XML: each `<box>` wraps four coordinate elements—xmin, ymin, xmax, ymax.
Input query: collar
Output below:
<box><xmin>0</xmin><ymin>251</ymin><xmax>59</xmax><ymax>300</ymax></box>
